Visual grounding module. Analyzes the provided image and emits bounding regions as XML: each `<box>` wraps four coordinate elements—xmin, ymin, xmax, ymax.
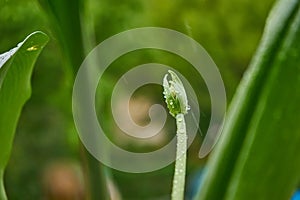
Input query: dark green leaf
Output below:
<box><xmin>196</xmin><ymin>0</ymin><xmax>300</xmax><ymax>199</ymax></box>
<box><xmin>38</xmin><ymin>0</ymin><xmax>84</xmax><ymax>72</ymax></box>
<box><xmin>37</xmin><ymin>1</ymin><xmax>110</xmax><ymax>199</ymax></box>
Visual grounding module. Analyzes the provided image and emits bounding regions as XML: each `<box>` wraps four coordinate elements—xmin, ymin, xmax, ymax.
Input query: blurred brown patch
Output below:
<box><xmin>43</xmin><ymin>162</ymin><xmax>85</xmax><ymax>200</ymax></box>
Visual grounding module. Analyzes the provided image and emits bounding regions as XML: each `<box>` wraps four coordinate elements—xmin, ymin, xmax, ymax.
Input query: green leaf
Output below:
<box><xmin>0</xmin><ymin>31</ymin><xmax>49</xmax><ymax>199</ymax></box>
<box><xmin>37</xmin><ymin>1</ymin><xmax>110</xmax><ymax>199</ymax></box>
<box><xmin>38</xmin><ymin>0</ymin><xmax>84</xmax><ymax>72</ymax></box>
<box><xmin>195</xmin><ymin>0</ymin><xmax>300</xmax><ymax>199</ymax></box>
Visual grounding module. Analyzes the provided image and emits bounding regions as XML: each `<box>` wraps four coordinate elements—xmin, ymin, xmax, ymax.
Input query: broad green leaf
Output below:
<box><xmin>196</xmin><ymin>0</ymin><xmax>300</xmax><ymax>199</ymax></box>
<box><xmin>0</xmin><ymin>31</ymin><xmax>48</xmax><ymax>199</ymax></box>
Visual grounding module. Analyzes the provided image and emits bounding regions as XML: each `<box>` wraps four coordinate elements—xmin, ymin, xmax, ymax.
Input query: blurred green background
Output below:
<box><xmin>0</xmin><ymin>0</ymin><xmax>275</xmax><ymax>199</ymax></box>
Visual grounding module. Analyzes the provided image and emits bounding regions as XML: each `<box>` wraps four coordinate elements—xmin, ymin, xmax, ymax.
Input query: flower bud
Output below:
<box><xmin>163</xmin><ymin>70</ymin><xmax>190</xmax><ymax>117</ymax></box>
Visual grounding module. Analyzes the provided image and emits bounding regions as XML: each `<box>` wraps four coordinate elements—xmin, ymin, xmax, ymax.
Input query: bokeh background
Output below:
<box><xmin>0</xmin><ymin>0</ymin><xmax>275</xmax><ymax>199</ymax></box>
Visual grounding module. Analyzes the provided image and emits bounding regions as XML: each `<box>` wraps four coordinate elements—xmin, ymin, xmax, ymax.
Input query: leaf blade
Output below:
<box><xmin>225</xmin><ymin>5</ymin><xmax>300</xmax><ymax>199</ymax></box>
<box><xmin>195</xmin><ymin>0</ymin><xmax>300</xmax><ymax>199</ymax></box>
<box><xmin>0</xmin><ymin>31</ymin><xmax>49</xmax><ymax>171</ymax></box>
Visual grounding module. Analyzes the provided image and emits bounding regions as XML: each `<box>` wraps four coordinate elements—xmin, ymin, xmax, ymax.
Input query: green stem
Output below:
<box><xmin>0</xmin><ymin>170</ymin><xmax>7</xmax><ymax>200</ymax></box>
<box><xmin>80</xmin><ymin>145</ymin><xmax>109</xmax><ymax>200</ymax></box>
<box><xmin>172</xmin><ymin>113</ymin><xmax>187</xmax><ymax>200</ymax></box>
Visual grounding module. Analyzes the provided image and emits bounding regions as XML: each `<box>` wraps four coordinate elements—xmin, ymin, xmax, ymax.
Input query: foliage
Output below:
<box><xmin>196</xmin><ymin>0</ymin><xmax>300</xmax><ymax>199</ymax></box>
<box><xmin>0</xmin><ymin>31</ymin><xmax>48</xmax><ymax>199</ymax></box>
<box><xmin>0</xmin><ymin>0</ymin><xmax>284</xmax><ymax>199</ymax></box>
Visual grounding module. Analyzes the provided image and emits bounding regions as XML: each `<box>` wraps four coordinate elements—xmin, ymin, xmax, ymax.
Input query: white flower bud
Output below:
<box><xmin>163</xmin><ymin>70</ymin><xmax>190</xmax><ymax>117</ymax></box>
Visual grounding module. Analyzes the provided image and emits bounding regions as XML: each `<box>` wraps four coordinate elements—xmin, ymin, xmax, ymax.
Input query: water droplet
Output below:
<box><xmin>27</xmin><ymin>45</ymin><xmax>39</xmax><ymax>51</ymax></box>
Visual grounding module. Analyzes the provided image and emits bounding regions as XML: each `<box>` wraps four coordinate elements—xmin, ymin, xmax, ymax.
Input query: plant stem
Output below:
<box><xmin>172</xmin><ymin>113</ymin><xmax>187</xmax><ymax>200</ymax></box>
<box><xmin>0</xmin><ymin>170</ymin><xmax>7</xmax><ymax>200</ymax></box>
<box><xmin>80</xmin><ymin>145</ymin><xmax>109</xmax><ymax>200</ymax></box>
